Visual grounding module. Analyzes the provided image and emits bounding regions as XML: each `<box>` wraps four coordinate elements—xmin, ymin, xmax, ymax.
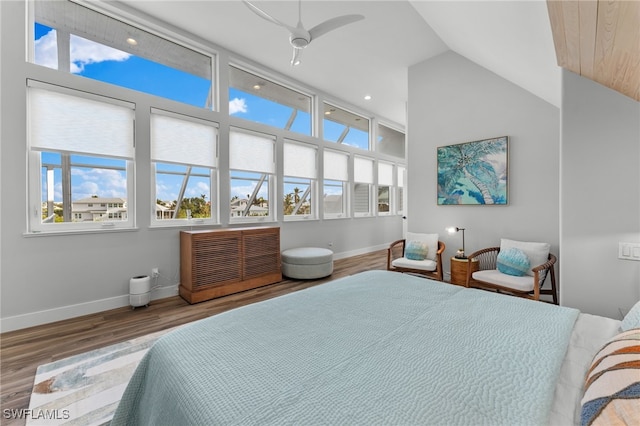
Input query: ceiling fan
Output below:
<box><xmin>242</xmin><ymin>0</ymin><xmax>364</xmax><ymax>66</ymax></box>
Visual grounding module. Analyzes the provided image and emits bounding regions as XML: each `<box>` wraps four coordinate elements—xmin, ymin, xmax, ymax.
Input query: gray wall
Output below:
<box><xmin>407</xmin><ymin>52</ymin><xmax>561</xmax><ymax>285</ymax></box>
<box><xmin>0</xmin><ymin>1</ymin><xmax>401</xmax><ymax>332</ymax></box>
<box><xmin>560</xmin><ymin>69</ymin><xmax>640</xmax><ymax>318</ymax></box>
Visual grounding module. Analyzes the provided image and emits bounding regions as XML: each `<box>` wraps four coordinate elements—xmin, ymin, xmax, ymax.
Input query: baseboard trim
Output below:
<box><xmin>333</xmin><ymin>244</ymin><xmax>388</xmax><ymax>260</ymax></box>
<box><xmin>1</xmin><ymin>245</ymin><xmax>387</xmax><ymax>333</ymax></box>
<box><xmin>0</xmin><ymin>285</ymin><xmax>179</xmax><ymax>333</ymax></box>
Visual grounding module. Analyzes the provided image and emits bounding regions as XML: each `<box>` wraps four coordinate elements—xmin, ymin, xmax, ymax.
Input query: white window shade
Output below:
<box><xmin>324</xmin><ymin>150</ymin><xmax>348</xmax><ymax>181</ymax></box>
<box><xmin>151</xmin><ymin>111</ymin><xmax>217</xmax><ymax>167</ymax></box>
<box><xmin>378</xmin><ymin>162</ymin><xmax>394</xmax><ymax>186</ymax></box>
<box><xmin>354</xmin><ymin>156</ymin><xmax>374</xmax><ymax>184</ymax></box>
<box><xmin>284</xmin><ymin>141</ymin><xmax>316</xmax><ymax>179</ymax></box>
<box><xmin>28</xmin><ymin>84</ymin><xmax>134</xmax><ymax>159</ymax></box>
<box><xmin>229</xmin><ymin>129</ymin><xmax>275</xmax><ymax>173</ymax></box>
<box><xmin>398</xmin><ymin>166</ymin><xmax>405</xmax><ymax>187</ymax></box>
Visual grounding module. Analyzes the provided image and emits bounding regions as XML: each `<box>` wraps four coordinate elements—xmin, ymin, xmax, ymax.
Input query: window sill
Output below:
<box><xmin>23</xmin><ymin>227</ymin><xmax>140</xmax><ymax>238</ymax></box>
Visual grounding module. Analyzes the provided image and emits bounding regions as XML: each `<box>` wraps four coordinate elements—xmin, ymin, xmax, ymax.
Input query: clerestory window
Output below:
<box><xmin>229</xmin><ymin>65</ymin><xmax>311</xmax><ymax>136</ymax></box>
<box><xmin>31</xmin><ymin>0</ymin><xmax>214</xmax><ymax>109</ymax></box>
<box><xmin>323</xmin><ymin>103</ymin><xmax>370</xmax><ymax>150</ymax></box>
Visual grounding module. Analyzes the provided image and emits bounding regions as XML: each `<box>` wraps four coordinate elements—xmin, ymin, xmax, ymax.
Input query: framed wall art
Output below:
<box><xmin>437</xmin><ymin>136</ymin><xmax>508</xmax><ymax>205</ymax></box>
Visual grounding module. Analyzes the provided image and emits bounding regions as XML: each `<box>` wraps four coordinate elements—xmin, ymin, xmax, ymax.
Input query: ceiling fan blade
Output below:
<box><xmin>308</xmin><ymin>14</ymin><xmax>364</xmax><ymax>41</ymax></box>
<box><xmin>242</xmin><ymin>0</ymin><xmax>296</xmax><ymax>32</ymax></box>
<box><xmin>290</xmin><ymin>47</ymin><xmax>303</xmax><ymax>66</ymax></box>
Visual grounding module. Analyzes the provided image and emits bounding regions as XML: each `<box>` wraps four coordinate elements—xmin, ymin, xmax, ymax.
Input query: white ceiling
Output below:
<box><xmin>113</xmin><ymin>0</ymin><xmax>560</xmax><ymax>127</ymax></box>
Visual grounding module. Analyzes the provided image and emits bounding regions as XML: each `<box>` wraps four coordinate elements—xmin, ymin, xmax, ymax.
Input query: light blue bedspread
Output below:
<box><xmin>111</xmin><ymin>270</ymin><xmax>579</xmax><ymax>425</ymax></box>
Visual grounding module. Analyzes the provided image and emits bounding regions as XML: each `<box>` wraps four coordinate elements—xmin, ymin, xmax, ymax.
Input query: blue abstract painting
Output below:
<box><xmin>437</xmin><ymin>136</ymin><xmax>508</xmax><ymax>205</ymax></box>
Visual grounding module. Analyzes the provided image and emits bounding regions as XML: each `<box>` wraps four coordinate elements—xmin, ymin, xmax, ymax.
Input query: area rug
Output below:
<box><xmin>27</xmin><ymin>327</ymin><xmax>179</xmax><ymax>426</ymax></box>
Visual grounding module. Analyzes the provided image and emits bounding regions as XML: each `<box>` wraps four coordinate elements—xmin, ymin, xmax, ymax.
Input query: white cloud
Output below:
<box><xmin>34</xmin><ymin>29</ymin><xmax>58</xmax><ymax>70</ymax></box>
<box><xmin>34</xmin><ymin>29</ymin><xmax>132</xmax><ymax>73</ymax></box>
<box><xmin>70</xmin><ymin>35</ymin><xmax>131</xmax><ymax>74</ymax></box>
<box><xmin>229</xmin><ymin>97</ymin><xmax>248</xmax><ymax>115</ymax></box>
<box><xmin>72</xmin><ymin>168</ymin><xmax>127</xmax><ymax>199</ymax></box>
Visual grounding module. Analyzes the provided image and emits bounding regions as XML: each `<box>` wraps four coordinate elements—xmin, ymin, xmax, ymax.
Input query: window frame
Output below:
<box><xmin>323</xmin><ymin>148</ymin><xmax>350</xmax><ymax>219</ymax></box>
<box><xmin>149</xmin><ymin>109</ymin><xmax>220</xmax><ymax>227</ymax></box>
<box><xmin>353</xmin><ymin>155</ymin><xmax>374</xmax><ymax>218</ymax></box>
<box><xmin>283</xmin><ymin>139</ymin><xmax>318</xmax><ymax>221</ymax></box>
<box><xmin>27</xmin><ymin>82</ymin><xmax>136</xmax><ymax>234</ymax></box>
<box><xmin>229</xmin><ymin>127</ymin><xmax>276</xmax><ymax>223</ymax></box>
<box><xmin>377</xmin><ymin>161</ymin><xmax>394</xmax><ymax>216</ymax></box>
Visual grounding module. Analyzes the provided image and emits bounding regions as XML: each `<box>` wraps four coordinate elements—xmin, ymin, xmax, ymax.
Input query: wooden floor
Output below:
<box><xmin>0</xmin><ymin>249</ymin><xmax>391</xmax><ymax>423</ymax></box>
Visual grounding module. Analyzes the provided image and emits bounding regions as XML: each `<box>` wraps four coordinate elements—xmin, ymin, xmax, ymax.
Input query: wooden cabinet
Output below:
<box><xmin>180</xmin><ymin>227</ymin><xmax>281</xmax><ymax>303</ymax></box>
<box><xmin>450</xmin><ymin>257</ymin><xmax>479</xmax><ymax>286</ymax></box>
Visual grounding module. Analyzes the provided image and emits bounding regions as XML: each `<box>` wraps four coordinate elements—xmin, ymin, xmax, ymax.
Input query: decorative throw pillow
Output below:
<box><xmin>496</xmin><ymin>247</ymin><xmax>530</xmax><ymax>276</ymax></box>
<box><xmin>405</xmin><ymin>240</ymin><xmax>428</xmax><ymax>261</ymax></box>
<box><xmin>580</xmin><ymin>328</ymin><xmax>640</xmax><ymax>426</ymax></box>
<box><xmin>406</xmin><ymin>232</ymin><xmax>439</xmax><ymax>261</ymax></box>
<box><xmin>621</xmin><ymin>300</ymin><xmax>640</xmax><ymax>331</ymax></box>
<box><xmin>500</xmin><ymin>239</ymin><xmax>550</xmax><ymax>277</ymax></box>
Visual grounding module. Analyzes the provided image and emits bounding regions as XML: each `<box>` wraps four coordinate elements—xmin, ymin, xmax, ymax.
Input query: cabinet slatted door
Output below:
<box><xmin>243</xmin><ymin>229</ymin><xmax>281</xmax><ymax>280</ymax></box>
<box><xmin>180</xmin><ymin>227</ymin><xmax>281</xmax><ymax>303</ymax></box>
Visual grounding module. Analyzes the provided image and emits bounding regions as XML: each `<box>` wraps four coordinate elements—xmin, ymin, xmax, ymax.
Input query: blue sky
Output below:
<box><xmin>35</xmin><ymin>23</ymin><xmax>366</xmax><ymax>205</ymax></box>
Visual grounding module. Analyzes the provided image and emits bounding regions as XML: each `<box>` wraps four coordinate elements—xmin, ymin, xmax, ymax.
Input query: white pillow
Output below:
<box><xmin>406</xmin><ymin>232</ymin><xmax>439</xmax><ymax>261</ymax></box>
<box><xmin>500</xmin><ymin>238</ymin><xmax>550</xmax><ymax>277</ymax></box>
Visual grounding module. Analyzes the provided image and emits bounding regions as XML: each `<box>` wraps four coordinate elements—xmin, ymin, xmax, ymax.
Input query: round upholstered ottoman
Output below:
<box><xmin>281</xmin><ymin>247</ymin><xmax>334</xmax><ymax>279</ymax></box>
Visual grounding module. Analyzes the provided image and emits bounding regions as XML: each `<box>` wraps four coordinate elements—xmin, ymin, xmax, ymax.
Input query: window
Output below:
<box><xmin>378</xmin><ymin>162</ymin><xmax>394</xmax><ymax>215</ymax></box>
<box><xmin>229</xmin><ymin>65</ymin><xmax>311</xmax><ymax>135</ymax></box>
<box><xmin>353</xmin><ymin>156</ymin><xmax>374</xmax><ymax>217</ymax></box>
<box><xmin>323</xmin><ymin>150</ymin><xmax>349</xmax><ymax>218</ymax></box>
<box><xmin>397</xmin><ymin>166</ymin><xmax>406</xmax><ymax>215</ymax></box>
<box><xmin>376</xmin><ymin>124</ymin><xmax>405</xmax><ymax>158</ymax></box>
<box><xmin>283</xmin><ymin>141</ymin><xmax>317</xmax><ymax>220</ymax></box>
<box><xmin>32</xmin><ymin>1</ymin><xmax>214</xmax><ymax>109</ymax></box>
<box><xmin>28</xmin><ymin>81</ymin><xmax>135</xmax><ymax>232</ymax></box>
<box><xmin>323</xmin><ymin>103</ymin><xmax>370</xmax><ymax>150</ymax></box>
<box><xmin>151</xmin><ymin>110</ymin><xmax>218</xmax><ymax>225</ymax></box>
<box><xmin>229</xmin><ymin>128</ymin><xmax>275</xmax><ymax>221</ymax></box>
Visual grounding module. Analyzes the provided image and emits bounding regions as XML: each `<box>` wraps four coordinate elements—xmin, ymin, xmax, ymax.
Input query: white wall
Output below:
<box><xmin>0</xmin><ymin>1</ymin><xmax>402</xmax><ymax>332</ymax></box>
<box><xmin>560</xmin><ymin>69</ymin><xmax>640</xmax><ymax>319</ymax></box>
<box><xmin>407</xmin><ymin>52</ymin><xmax>560</xmax><ymax>283</ymax></box>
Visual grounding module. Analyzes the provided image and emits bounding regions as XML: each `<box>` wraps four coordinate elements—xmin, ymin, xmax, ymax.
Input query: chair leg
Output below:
<box><xmin>549</xmin><ymin>268</ymin><xmax>558</xmax><ymax>305</ymax></box>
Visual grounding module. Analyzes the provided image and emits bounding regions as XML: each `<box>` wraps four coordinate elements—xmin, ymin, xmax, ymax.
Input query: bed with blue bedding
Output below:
<box><xmin>111</xmin><ymin>270</ymin><xmax>627</xmax><ymax>425</ymax></box>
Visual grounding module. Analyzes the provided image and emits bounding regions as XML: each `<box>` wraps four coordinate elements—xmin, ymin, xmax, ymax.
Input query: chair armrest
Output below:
<box><xmin>388</xmin><ymin>239</ymin><xmax>406</xmax><ymax>250</ymax></box>
<box><xmin>531</xmin><ymin>253</ymin><xmax>557</xmax><ymax>273</ymax></box>
<box><xmin>387</xmin><ymin>239</ymin><xmax>406</xmax><ymax>270</ymax></box>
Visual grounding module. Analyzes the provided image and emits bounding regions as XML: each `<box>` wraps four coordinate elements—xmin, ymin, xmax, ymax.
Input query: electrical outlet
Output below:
<box><xmin>152</xmin><ymin>267</ymin><xmax>159</xmax><ymax>277</ymax></box>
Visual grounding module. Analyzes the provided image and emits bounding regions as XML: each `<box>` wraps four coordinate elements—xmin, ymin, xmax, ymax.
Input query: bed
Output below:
<box><xmin>111</xmin><ymin>270</ymin><xmax>637</xmax><ymax>425</ymax></box>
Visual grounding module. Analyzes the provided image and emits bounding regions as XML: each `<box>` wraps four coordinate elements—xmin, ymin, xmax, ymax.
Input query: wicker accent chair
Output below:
<box><xmin>465</xmin><ymin>245</ymin><xmax>558</xmax><ymax>304</ymax></box>
<box><xmin>387</xmin><ymin>233</ymin><xmax>445</xmax><ymax>281</ymax></box>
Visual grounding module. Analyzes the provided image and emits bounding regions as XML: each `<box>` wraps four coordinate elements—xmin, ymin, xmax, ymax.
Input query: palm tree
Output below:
<box><xmin>438</xmin><ymin>138</ymin><xmax>506</xmax><ymax>205</ymax></box>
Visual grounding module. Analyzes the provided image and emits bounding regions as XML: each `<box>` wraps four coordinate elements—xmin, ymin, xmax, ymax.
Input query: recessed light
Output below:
<box><xmin>126</xmin><ymin>37</ymin><xmax>138</xmax><ymax>46</ymax></box>
<box><xmin>324</xmin><ymin>111</ymin><xmax>331</xmax><ymax>115</ymax></box>
<box><xmin>253</xmin><ymin>84</ymin><xmax>261</xmax><ymax>90</ymax></box>
<box><xmin>364</xmin><ymin>95</ymin><xmax>372</xmax><ymax>100</ymax></box>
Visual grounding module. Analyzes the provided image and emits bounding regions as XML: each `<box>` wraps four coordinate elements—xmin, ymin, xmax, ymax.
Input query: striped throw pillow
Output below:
<box><xmin>580</xmin><ymin>328</ymin><xmax>640</xmax><ymax>426</ymax></box>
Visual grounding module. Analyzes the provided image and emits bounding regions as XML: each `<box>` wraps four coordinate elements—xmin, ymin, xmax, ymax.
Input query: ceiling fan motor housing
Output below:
<box><xmin>289</xmin><ymin>32</ymin><xmax>310</xmax><ymax>48</ymax></box>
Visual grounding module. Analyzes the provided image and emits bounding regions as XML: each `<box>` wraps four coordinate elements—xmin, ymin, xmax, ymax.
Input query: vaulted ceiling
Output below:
<box><xmin>112</xmin><ymin>0</ymin><xmax>639</xmax><ymax>126</ymax></box>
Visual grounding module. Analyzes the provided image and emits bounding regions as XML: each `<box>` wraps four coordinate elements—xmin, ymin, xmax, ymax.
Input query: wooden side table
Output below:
<box><xmin>450</xmin><ymin>257</ymin><xmax>479</xmax><ymax>286</ymax></box>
